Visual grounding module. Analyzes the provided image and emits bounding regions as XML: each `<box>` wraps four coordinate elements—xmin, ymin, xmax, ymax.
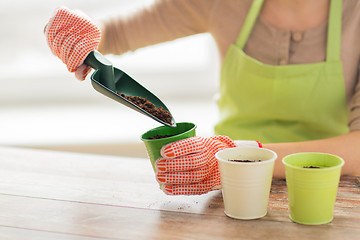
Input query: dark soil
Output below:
<box><xmin>228</xmin><ymin>159</ymin><xmax>262</xmax><ymax>162</ymax></box>
<box><xmin>119</xmin><ymin>93</ymin><xmax>172</xmax><ymax>124</ymax></box>
<box><xmin>148</xmin><ymin>134</ymin><xmax>176</xmax><ymax>139</ymax></box>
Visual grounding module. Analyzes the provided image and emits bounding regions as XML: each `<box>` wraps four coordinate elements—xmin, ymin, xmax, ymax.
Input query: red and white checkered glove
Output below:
<box><xmin>155</xmin><ymin>136</ymin><xmax>262</xmax><ymax>195</ymax></box>
<box><xmin>44</xmin><ymin>7</ymin><xmax>101</xmax><ymax>80</ymax></box>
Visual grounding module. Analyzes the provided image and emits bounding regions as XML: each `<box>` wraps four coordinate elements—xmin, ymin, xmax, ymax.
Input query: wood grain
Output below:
<box><xmin>0</xmin><ymin>147</ymin><xmax>359</xmax><ymax>240</ymax></box>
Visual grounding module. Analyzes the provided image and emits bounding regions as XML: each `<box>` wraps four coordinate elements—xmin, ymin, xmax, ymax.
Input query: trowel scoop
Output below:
<box><xmin>84</xmin><ymin>50</ymin><xmax>176</xmax><ymax>127</ymax></box>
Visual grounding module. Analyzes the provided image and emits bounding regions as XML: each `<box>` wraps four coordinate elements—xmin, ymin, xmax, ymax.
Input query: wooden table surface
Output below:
<box><xmin>0</xmin><ymin>147</ymin><xmax>359</xmax><ymax>240</ymax></box>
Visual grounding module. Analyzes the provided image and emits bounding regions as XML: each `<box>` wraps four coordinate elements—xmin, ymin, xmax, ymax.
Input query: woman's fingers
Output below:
<box><xmin>160</xmin><ymin>173</ymin><xmax>221</xmax><ymax>195</ymax></box>
<box><xmin>160</xmin><ymin>137</ymin><xmax>205</xmax><ymax>158</ymax></box>
<box><xmin>156</xmin><ymin>166</ymin><xmax>211</xmax><ymax>185</ymax></box>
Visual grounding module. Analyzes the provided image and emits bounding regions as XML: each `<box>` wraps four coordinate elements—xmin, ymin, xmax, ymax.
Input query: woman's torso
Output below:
<box><xmin>100</xmin><ymin>0</ymin><xmax>360</xmax><ymax>131</ymax></box>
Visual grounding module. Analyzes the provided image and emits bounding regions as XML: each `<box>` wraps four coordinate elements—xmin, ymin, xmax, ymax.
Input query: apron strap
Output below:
<box><xmin>236</xmin><ymin>0</ymin><xmax>264</xmax><ymax>49</ymax></box>
<box><xmin>326</xmin><ymin>0</ymin><xmax>342</xmax><ymax>62</ymax></box>
<box><xmin>236</xmin><ymin>0</ymin><xmax>342</xmax><ymax>62</ymax></box>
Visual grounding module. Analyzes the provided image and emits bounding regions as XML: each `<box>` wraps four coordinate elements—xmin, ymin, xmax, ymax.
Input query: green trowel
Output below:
<box><xmin>84</xmin><ymin>50</ymin><xmax>176</xmax><ymax>127</ymax></box>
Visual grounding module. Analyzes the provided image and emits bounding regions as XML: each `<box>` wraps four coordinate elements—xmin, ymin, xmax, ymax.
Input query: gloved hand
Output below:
<box><xmin>155</xmin><ymin>136</ymin><xmax>262</xmax><ymax>195</ymax></box>
<box><xmin>44</xmin><ymin>7</ymin><xmax>101</xmax><ymax>80</ymax></box>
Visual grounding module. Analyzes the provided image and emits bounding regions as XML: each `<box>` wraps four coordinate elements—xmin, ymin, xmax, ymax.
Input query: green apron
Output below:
<box><xmin>215</xmin><ymin>0</ymin><xmax>349</xmax><ymax>143</ymax></box>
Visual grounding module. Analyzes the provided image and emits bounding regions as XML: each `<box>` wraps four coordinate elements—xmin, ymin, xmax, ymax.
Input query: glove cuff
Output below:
<box><xmin>234</xmin><ymin>140</ymin><xmax>262</xmax><ymax>148</ymax></box>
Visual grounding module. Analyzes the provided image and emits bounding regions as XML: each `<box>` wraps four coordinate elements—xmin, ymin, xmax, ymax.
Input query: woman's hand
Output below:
<box><xmin>155</xmin><ymin>136</ymin><xmax>261</xmax><ymax>195</ymax></box>
<box><xmin>44</xmin><ymin>7</ymin><xmax>101</xmax><ymax>80</ymax></box>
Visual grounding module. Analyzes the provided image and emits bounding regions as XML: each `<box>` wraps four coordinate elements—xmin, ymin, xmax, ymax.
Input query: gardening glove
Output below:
<box><xmin>44</xmin><ymin>6</ymin><xmax>101</xmax><ymax>80</ymax></box>
<box><xmin>155</xmin><ymin>136</ymin><xmax>262</xmax><ymax>195</ymax></box>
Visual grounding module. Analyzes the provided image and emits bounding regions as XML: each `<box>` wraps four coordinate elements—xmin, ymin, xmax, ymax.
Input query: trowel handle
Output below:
<box><xmin>84</xmin><ymin>51</ymin><xmax>116</xmax><ymax>91</ymax></box>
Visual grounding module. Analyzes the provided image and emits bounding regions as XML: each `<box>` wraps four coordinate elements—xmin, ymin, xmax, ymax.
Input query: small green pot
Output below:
<box><xmin>282</xmin><ymin>152</ymin><xmax>344</xmax><ymax>225</ymax></box>
<box><xmin>141</xmin><ymin>122</ymin><xmax>196</xmax><ymax>172</ymax></box>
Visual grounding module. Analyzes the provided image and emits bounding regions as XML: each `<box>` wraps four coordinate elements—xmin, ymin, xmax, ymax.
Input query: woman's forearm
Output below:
<box><xmin>98</xmin><ymin>0</ymin><xmax>212</xmax><ymax>55</ymax></box>
<box><xmin>263</xmin><ymin>130</ymin><xmax>360</xmax><ymax>178</ymax></box>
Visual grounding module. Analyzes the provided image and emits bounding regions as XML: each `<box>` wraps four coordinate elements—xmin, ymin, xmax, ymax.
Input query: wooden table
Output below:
<box><xmin>0</xmin><ymin>147</ymin><xmax>359</xmax><ymax>240</ymax></box>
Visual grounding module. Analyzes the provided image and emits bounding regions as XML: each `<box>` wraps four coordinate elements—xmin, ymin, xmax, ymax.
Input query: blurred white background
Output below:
<box><xmin>0</xmin><ymin>0</ymin><xmax>220</xmax><ymax>156</ymax></box>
